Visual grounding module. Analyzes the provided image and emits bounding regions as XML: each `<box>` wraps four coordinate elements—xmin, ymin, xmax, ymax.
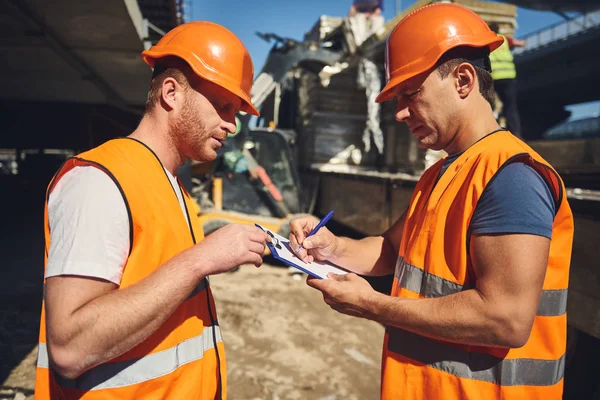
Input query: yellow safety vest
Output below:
<box><xmin>490</xmin><ymin>35</ymin><xmax>517</xmax><ymax>81</ymax></box>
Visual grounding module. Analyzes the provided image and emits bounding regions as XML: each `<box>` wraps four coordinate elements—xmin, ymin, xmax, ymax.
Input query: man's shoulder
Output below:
<box><xmin>76</xmin><ymin>138</ymin><xmax>155</xmax><ymax>182</ymax></box>
<box><xmin>472</xmin><ymin>132</ymin><xmax>537</xmax><ymax>166</ymax></box>
<box><xmin>493</xmin><ymin>162</ymin><xmax>548</xmax><ymax>189</ymax></box>
<box><xmin>78</xmin><ymin>138</ymin><xmax>131</xmax><ymax>159</ymax></box>
<box><xmin>484</xmin><ymin>161</ymin><xmax>555</xmax><ymax>214</ymax></box>
<box><xmin>46</xmin><ymin>166</ymin><xmax>129</xmax><ymax>284</ymax></box>
<box><xmin>49</xmin><ymin>166</ymin><xmax>120</xmax><ymax>203</ymax></box>
<box><xmin>471</xmin><ymin>161</ymin><xmax>556</xmax><ymax>238</ymax></box>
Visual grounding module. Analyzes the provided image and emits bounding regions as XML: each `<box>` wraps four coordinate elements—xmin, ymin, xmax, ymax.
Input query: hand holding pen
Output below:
<box><xmin>293</xmin><ymin>210</ymin><xmax>334</xmax><ymax>254</ymax></box>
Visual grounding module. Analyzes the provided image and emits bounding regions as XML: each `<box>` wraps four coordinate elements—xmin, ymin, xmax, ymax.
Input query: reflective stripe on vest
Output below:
<box><xmin>383</xmin><ymin>131</ymin><xmax>573</xmax><ymax>399</ymax></box>
<box><xmin>394</xmin><ymin>257</ymin><xmax>567</xmax><ymax>317</ymax></box>
<box><xmin>387</xmin><ymin>326</ymin><xmax>565</xmax><ymax>386</ymax></box>
<box><xmin>37</xmin><ymin>325</ymin><xmax>222</xmax><ymax>391</ymax></box>
<box><xmin>490</xmin><ymin>36</ymin><xmax>516</xmax><ymax>80</ymax></box>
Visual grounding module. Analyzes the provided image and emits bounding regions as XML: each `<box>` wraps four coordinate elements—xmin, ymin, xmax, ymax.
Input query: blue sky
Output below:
<box><xmin>191</xmin><ymin>0</ymin><xmax>599</xmax><ymax>121</ymax></box>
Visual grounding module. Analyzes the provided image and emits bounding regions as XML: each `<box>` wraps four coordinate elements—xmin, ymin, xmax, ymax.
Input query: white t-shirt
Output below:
<box><xmin>46</xmin><ymin>166</ymin><xmax>188</xmax><ymax>285</ymax></box>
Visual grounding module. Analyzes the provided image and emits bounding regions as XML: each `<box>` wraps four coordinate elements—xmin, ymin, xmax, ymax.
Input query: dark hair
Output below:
<box><xmin>488</xmin><ymin>23</ymin><xmax>500</xmax><ymax>33</ymax></box>
<box><xmin>435</xmin><ymin>47</ymin><xmax>495</xmax><ymax>108</ymax></box>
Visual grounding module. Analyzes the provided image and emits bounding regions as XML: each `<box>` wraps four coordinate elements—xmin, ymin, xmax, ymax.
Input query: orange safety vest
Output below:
<box><xmin>381</xmin><ymin>130</ymin><xmax>573</xmax><ymax>399</ymax></box>
<box><xmin>35</xmin><ymin>138</ymin><xmax>226</xmax><ymax>399</ymax></box>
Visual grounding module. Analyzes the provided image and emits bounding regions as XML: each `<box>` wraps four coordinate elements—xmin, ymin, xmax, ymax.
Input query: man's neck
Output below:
<box><xmin>444</xmin><ymin>105</ymin><xmax>501</xmax><ymax>155</ymax></box>
<box><xmin>129</xmin><ymin>114</ymin><xmax>183</xmax><ymax>176</ymax></box>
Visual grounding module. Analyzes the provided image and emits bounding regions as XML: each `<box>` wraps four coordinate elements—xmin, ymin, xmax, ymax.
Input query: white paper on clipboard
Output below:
<box><xmin>255</xmin><ymin>224</ymin><xmax>349</xmax><ymax>279</ymax></box>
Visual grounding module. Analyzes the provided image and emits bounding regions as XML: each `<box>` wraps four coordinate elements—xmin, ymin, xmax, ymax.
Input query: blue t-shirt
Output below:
<box><xmin>362</xmin><ymin>149</ymin><xmax>556</xmax><ymax>296</ymax></box>
<box><xmin>439</xmin><ymin>153</ymin><xmax>556</xmax><ymax>239</ymax></box>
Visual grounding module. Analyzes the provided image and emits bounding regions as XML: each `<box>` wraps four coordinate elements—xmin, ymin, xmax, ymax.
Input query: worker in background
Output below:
<box><xmin>290</xmin><ymin>4</ymin><xmax>573</xmax><ymax>399</ymax></box>
<box><xmin>347</xmin><ymin>0</ymin><xmax>386</xmax><ymax>163</ymax></box>
<box><xmin>34</xmin><ymin>21</ymin><xmax>269</xmax><ymax>399</ymax></box>
<box><xmin>222</xmin><ymin>116</ymin><xmax>250</xmax><ymax>175</ymax></box>
<box><xmin>348</xmin><ymin>0</ymin><xmax>382</xmax><ymax>17</ymax></box>
<box><xmin>347</xmin><ymin>0</ymin><xmax>385</xmax><ymax>48</ymax></box>
<box><xmin>489</xmin><ymin>22</ymin><xmax>525</xmax><ymax>138</ymax></box>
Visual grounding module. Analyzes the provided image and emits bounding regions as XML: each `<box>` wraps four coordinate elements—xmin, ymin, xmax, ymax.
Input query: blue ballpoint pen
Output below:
<box><xmin>295</xmin><ymin>210</ymin><xmax>334</xmax><ymax>253</ymax></box>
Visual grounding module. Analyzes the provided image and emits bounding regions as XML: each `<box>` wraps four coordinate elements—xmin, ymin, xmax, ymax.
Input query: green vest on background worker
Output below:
<box><xmin>489</xmin><ymin>23</ymin><xmax>525</xmax><ymax>138</ymax></box>
<box><xmin>490</xmin><ymin>35</ymin><xmax>517</xmax><ymax>80</ymax></box>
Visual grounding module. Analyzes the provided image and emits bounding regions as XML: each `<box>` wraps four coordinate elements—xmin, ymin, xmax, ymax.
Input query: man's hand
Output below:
<box><xmin>288</xmin><ymin>211</ymin><xmax>405</xmax><ymax>276</ymax></box>
<box><xmin>507</xmin><ymin>36</ymin><xmax>526</xmax><ymax>48</ymax></box>
<box><xmin>306</xmin><ymin>273</ymin><xmax>377</xmax><ymax>319</ymax></box>
<box><xmin>194</xmin><ymin>224</ymin><xmax>270</xmax><ymax>274</ymax></box>
<box><xmin>45</xmin><ymin>223</ymin><xmax>269</xmax><ymax>379</ymax></box>
<box><xmin>289</xmin><ymin>216</ymin><xmax>340</xmax><ymax>263</ymax></box>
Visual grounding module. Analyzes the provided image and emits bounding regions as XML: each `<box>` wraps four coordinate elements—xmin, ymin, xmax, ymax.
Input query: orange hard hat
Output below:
<box><xmin>142</xmin><ymin>21</ymin><xmax>259</xmax><ymax>116</ymax></box>
<box><xmin>375</xmin><ymin>3</ymin><xmax>504</xmax><ymax>103</ymax></box>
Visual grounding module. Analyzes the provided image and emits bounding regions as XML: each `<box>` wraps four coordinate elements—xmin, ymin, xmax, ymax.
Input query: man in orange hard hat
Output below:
<box><xmin>347</xmin><ymin>0</ymin><xmax>385</xmax><ymax>48</ymax></box>
<box><xmin>290</xmin><ymin>4</ymin><xmax>573</xmax><ymax>399</ymax></box>
<box><xmin>34</xmin><ymin>21</ymin><xmax>269</xmax><ymax>399</ymax></box>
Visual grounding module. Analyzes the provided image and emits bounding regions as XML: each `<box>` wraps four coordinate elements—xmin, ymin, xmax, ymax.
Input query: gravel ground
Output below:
<box><xmin>1</xmin><ymin>263</ymin><xmax>384</xmax><ymax>400</ymax></box>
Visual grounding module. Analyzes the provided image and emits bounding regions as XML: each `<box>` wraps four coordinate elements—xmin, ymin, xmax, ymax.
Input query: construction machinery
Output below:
<box><xmin>193</xmin><ymin>30</ymin><xmax>348</xmax><ymax>239</ymax></box>
<box><xmin>194</xmin><ymin>126</ymin><xmax>310</xmax><ymax>240</ymax></box>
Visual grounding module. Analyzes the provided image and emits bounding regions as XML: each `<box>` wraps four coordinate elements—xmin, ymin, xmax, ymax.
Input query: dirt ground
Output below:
<box><xmin>210</xmin><ymin>263</ymin><xmax>384</xmax><ymax>400</ymax></box>
<box><xmin>0</xmin><ymin>263</ymin><xmax>384</xmax><ymax>400</ymax></box>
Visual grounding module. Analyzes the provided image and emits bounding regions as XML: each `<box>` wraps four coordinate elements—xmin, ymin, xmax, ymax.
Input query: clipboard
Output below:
<box><xmin>255</xmin><ymin>224</ymin><xmax>349</xmax><ymax>279</ymax></box>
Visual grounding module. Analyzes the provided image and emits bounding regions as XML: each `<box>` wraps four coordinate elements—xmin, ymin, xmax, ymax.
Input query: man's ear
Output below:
<box><xmin>160</xmin><ymin>77</ymin><xmax>179</xmax><ymax>111</ymax></box>
<box><xmin>455</xmin><ymin>62</ymin><xmax>477</xmax><ymax>99</ymax></box>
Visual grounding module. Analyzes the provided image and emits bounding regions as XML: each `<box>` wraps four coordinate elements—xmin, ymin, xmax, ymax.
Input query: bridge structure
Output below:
<box><xmin>0</xmin><ymin>0</ymin><xmax>187</xmax><ymax>151</ymax></box>
<box><xmin>513</xmin><ymin>10</ymin><xmax>600</xmax><ymax>139</ymax></box>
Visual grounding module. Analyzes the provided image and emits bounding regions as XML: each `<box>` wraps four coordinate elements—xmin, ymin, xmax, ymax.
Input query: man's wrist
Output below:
<box><xmin>361</xmin><ymin>289</ymin><xmax>386</xmax><ymax>322</ymax></box>
<box><xmin>172</xmin><ymin>247</ymin><xmax>209</xmax><ymax>281</ymax></box>
<box><xmin>363</xmin><ymin>291</ymin><xmax>406</xmax><ymax>325</ymax></box>
<box><xmin>329</xmin><ymin>236</ymin><xmax>346</xmax><ymax>263</ymax></box>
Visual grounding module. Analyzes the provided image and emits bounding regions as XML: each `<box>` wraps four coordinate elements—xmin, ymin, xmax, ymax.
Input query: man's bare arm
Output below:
<box><xmin>313</xmin><ymin>233</ymin><xmax>549</xmax><ymax>348</ymax></box>
<box><xmin>368</xmin><ymin>233</ymin><xmax>548</xmax><ymax>347</ymax></box>
<box><xmin>45</xmin><ymin>224</ymin><xmax>268</xmax><ymax>379</ymax></box>
<box><xmin>46</xmin><ymin>254</ymin><xmax>201</xmax><ymax>379</ymax></box>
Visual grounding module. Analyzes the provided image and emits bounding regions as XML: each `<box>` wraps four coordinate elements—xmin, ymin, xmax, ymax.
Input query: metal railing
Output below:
<box><xmin>513</xmin><ymin>10</ymin><xmax>600</xmax><ymax>55</ymax></box>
